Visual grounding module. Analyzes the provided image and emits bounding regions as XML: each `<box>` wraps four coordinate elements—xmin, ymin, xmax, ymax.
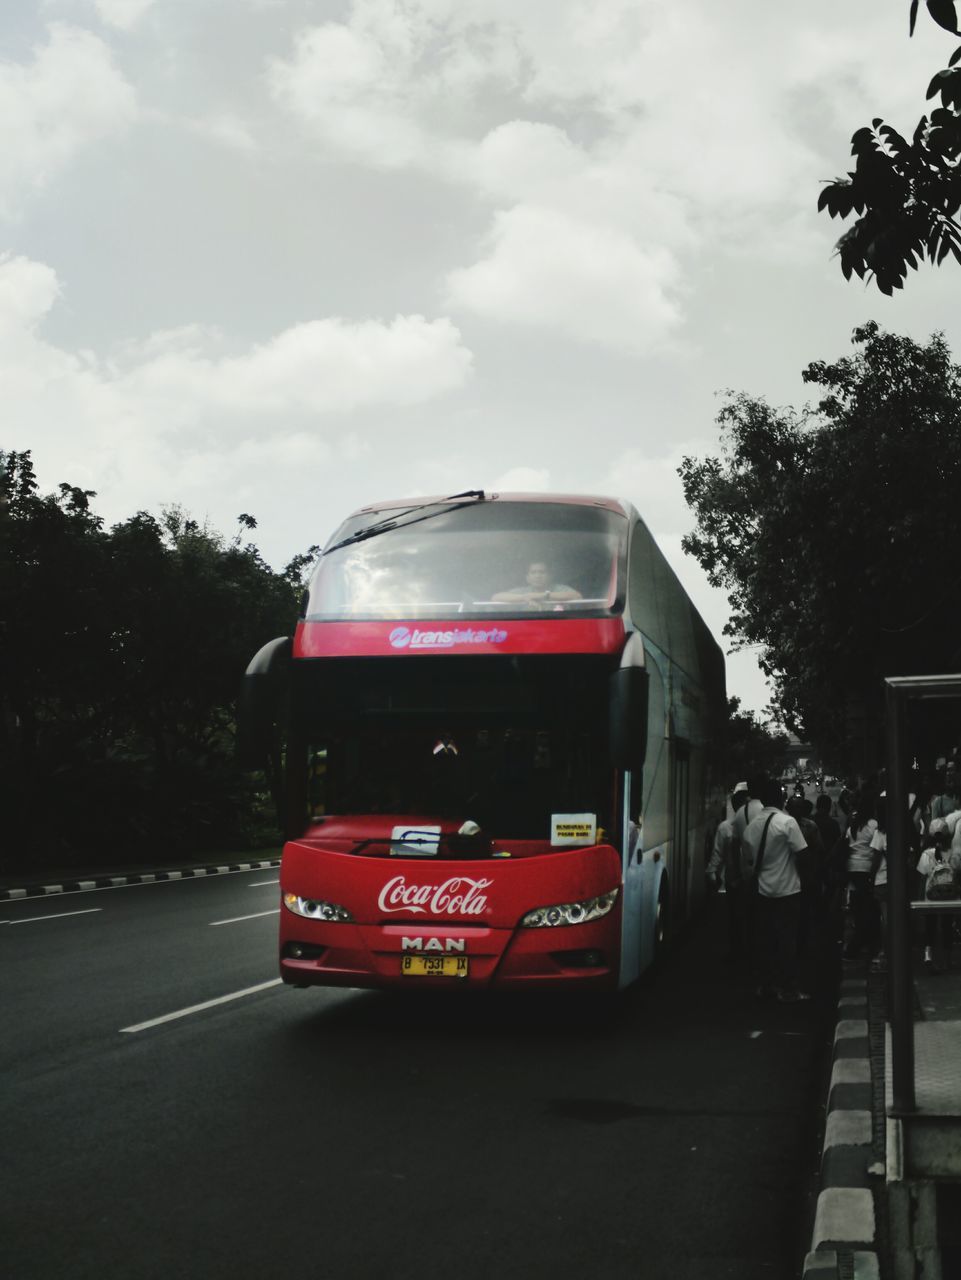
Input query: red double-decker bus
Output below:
<box><xmin>240</xmin><ymin>492</ymin><xmax>725</xmax><ymax>991</ymax></box>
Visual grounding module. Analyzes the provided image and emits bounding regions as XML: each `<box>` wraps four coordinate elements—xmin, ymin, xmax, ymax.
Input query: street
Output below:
<box><xmin>2</xmin><ymin>871</ymin><xmax>834</xmax><ymax>1279</ymax></box>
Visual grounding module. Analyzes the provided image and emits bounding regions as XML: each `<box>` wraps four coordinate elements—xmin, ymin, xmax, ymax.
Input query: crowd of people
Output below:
<box><xmin>705</xmin><ymin>764</ymin><xmax>961</xmax><ymax>1002</ymax></box>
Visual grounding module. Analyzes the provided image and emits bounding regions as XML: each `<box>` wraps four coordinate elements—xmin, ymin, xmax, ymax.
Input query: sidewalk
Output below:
<box><xmin>0</xmin><ymin>850</ymin><xmax>281</xmax><ymax>900</ymax></box>
<box><xmin>806</xmin><ymin>953</ymin><xmax>961</xmax><ymax>1280</ymax></box>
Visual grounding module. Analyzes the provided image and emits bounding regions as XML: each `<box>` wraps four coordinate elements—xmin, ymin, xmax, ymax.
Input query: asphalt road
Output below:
<box><xmin>1</xmin><ymin>872</ymin><xmax>834</xmax><ymax>1280</ymax></box>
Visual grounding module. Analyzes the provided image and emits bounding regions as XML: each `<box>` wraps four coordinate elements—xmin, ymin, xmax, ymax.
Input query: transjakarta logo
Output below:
<box><xmin>388</xmin><ymin>626</ymin><xmax>508</xmax><ymax>650</ymax></box>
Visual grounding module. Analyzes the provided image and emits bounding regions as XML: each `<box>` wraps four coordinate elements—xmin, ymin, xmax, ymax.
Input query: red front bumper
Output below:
<box><xmin>278</xmin><ymin>839</ymin><xmax>622</xmax><ymax>991</ymax></box>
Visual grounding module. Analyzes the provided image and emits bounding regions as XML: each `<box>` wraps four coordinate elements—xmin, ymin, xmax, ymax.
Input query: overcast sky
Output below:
<box><xmin>4</xmin><ymin>1</ymin><xmax>960</xmax><ymax>716</ymax></box>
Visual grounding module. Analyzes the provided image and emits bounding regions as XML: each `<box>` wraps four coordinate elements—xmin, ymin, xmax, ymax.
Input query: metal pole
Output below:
<box><xmin>886</xmin><ymin>680</ymin><xmax>915</xmax><ymax>1114</ymax></box>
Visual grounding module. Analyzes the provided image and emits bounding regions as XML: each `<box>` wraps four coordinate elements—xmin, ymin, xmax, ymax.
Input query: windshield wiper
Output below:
<box><xmin>349</xmin><ymin>835</ymin><xmax>440</xmax><ymax>857</ymax></box>
<box><xmin>323</xmin><ymin>490</ymin><xmax>486</xmax><ymax>556</ymax></box>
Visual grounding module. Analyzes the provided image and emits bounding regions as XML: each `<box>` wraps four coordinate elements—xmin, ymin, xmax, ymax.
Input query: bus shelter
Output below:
<box><xmin>884</xmin><ymin>675</ymin><xmax>961</xmax><ymax>1275</ymax></box>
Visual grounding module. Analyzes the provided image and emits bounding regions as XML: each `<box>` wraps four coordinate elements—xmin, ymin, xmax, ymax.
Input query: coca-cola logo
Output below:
<box><xmin>377</xmin><ymin>875</ymin><xmax>493</xmax><ymax>916</ymax></box>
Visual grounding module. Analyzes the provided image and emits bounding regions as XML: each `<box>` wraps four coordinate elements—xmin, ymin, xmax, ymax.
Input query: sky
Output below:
<box><xmin>3</xmin><ymin>0</ymin><xmax>961</xmax><ymax>719</ymax></box>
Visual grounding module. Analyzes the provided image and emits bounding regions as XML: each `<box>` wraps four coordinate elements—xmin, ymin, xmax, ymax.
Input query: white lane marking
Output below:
<box><xmin>7</xmin><ymin>908</ymin><xmax>103</xmax><ymax>925</ymax></box>
<box><xmin>210</xmin><ymin>909</ymin><xmax>280</xmax><ymax>926</ymax></box>
<box><xmin>248</xmin><ymin>879</ymin><xmax>279</xmax><ymax>887</ymax></box>
<box><xmin>120</xmin><ymin>979</ymin><xmax>283</xmax><ymax>1033</ymax></box>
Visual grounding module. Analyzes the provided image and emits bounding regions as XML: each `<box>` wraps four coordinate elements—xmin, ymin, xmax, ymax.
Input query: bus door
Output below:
<box><xmin>619</xmin><ymin>767</ymin><xmax>644</xmax><ymax>986</ymax></box>
<box><xmin>671</xmin><ymin>740</ymin><xmax>691</xmax><ymax>921</ymax></box>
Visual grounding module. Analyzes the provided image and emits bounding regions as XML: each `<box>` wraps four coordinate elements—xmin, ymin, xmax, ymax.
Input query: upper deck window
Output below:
<box><xmin>306</xmin><ymin>501</ymin><xmax>627</xmax><ymax>621</ymax></box>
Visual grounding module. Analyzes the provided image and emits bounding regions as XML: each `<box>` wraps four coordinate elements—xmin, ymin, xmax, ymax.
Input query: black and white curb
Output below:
<box><xmin>803</xmin><ymin>976</ymin><xmax>881</xmax><ymax>1280</ymax></box>
<box><xmin>0</xmin><ymin>859</ymin><xmax>281</xmax><ymax>901</ymax></box>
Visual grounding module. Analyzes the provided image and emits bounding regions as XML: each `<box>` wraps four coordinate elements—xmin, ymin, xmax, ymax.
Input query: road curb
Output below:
<box><xmin>803</xmin><ymin>974</ymin><xmax>881</xmax><ymax>1280</ymax></box>
<box><xmin>0</xmin><ymin>860</ymin><xmax>281</xmax><ymax>900</ymax></box>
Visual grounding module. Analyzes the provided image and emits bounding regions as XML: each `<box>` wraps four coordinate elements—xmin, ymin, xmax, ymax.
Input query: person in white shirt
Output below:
<box><xmin>869</xmin><ymin>820</ymin><xmax>887</xmax><ymax>970</ymax></box>
<box><xmin>930</xmin><ymin>763</ymin><xmax>961</xmax><ymax>821</ymax></box>
<box><xmin>730</xmin><ymin>775</ymin><xmax>766</xmax><ymax>880</ymax></box>
<box><xmin>742</xmin><ymin>778</ymin><xmax>811</xmax><ymax>1002</ymax></box>
<box><xmin>917</xmin><ymin>819</ymin><xmax>960</xmax><ymax>971</ymax></box>
<box><xmin>706</xmin><ymin>787</ymin><xmax>750</xmax><ymax>960</ymax></box>
<box><xmin>843</xmin><ymin>791</ymin><xmax>881</xmax><ymax>960</ymax></box>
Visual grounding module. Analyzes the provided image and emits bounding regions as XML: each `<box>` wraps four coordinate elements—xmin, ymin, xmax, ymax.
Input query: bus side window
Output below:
<box><xmin>629</xmin><ymin>770</ymin><xmax>643</xmax><ymax>824</ymax></box>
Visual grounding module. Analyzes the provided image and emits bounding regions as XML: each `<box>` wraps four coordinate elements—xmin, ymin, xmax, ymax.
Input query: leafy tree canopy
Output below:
<box><xmin>679</xmin><ymin>322</ymin><xmax>961</xmax><ymax>770</ymax></box>
<box><xmin>819</xmin><ymin>1</ymin><xmax>961</xmax><ymax>293</ymax></box>
<box><xmin>722</xmin><ymin>698</ymin><xmax>790</xmax><ymax>789</ymax></box>
<box><xmin>0</xmin><ymin>450</ymin><xmax>314</xmax><ymax>867</ymax></box>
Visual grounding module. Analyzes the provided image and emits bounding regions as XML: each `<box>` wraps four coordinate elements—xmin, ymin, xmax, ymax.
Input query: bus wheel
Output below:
<box><xmin>653</xmin><ymin>876</ymin><xmax>669</xmax><ymax>962</ymax></box>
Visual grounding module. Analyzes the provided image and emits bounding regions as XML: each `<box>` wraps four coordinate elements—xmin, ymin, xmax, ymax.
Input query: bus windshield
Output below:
<box><xmin>306</xmin><ymin>723</ymin><xmax>610</xmax><ymax>843</ymax></box>
<box><xmin>305</xmin><ymin>501</ymin><xmax>627</xmax><ymax>621</ymax></box>
<box><xmin>293</xmin><ymin>654</ymin><xmax>615</xmax><ymax>845</ymax></box>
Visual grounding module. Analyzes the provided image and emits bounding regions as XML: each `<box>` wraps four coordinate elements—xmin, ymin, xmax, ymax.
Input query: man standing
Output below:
<box><xmin>930</xmin><ymin>761</ymin><xmax>961</xmax><ymax>821</ymax></box>
<box><xmin>706</xmin><ymin>786</ymin><xmax>751</xmax><ymax>961</ymax></box>
<box><xmin>730</xmin><ymin>774</ymin><xmax>765</xmax><ymax>859</ymax></box>
<box><xmin>812</xmin><ymin>793</ymin><xmax>842</xmax><ymax>861</ymax></box>
<box><xmin>743</xmin><ymin>778</ymin><xmax>811</xmax><ymax>1002</ymax></box>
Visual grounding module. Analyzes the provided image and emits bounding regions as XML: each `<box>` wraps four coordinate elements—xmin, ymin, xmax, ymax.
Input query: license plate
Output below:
<box><xmin>400</xmin><ymin>955</ymin><xmax>469</xmax><ymax>979</ymax></box>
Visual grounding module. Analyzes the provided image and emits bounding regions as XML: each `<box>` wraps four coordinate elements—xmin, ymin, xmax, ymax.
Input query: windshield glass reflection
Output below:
<box><xmin>306</xmin><ymin>501</ymin><xmax>627</xmax><ymax>620</ymax></box>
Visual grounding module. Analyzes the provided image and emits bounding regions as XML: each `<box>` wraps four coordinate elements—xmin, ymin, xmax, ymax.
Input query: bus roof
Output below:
<box><xmin>350</xmin><ymin>493</ymin><xmax>631</xmax><ymax>518</ymax></box>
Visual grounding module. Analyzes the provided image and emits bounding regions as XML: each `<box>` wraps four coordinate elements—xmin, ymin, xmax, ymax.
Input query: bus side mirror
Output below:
<box><xmin>237</xmin><ymin>636</ymin><xmax>291</xmax><ymax>769</ymax></box>
<box><xmin>609</xmin><ymin>667</ymin><xmax>649</xmax><ymax>771</ymax></box>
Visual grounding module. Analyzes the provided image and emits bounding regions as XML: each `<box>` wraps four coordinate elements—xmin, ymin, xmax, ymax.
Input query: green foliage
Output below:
<box><xmin>820</xmin><ymin>2</ymin><xmax>961</xmax><ymax>292</ymax></box>
<box><xmin>722</xmin><ymin>698</ymin><xmax>790</xmax><ymax>789</ymax></box>
<box><xmin>0</xmin><ymin>450</ymin><xmax>307</xmax><ymax>870</ymax></box>
<box><xmin>679</xmin><ymin>322</ymin><xmax>961</xmax><ymax>771</ymax></box>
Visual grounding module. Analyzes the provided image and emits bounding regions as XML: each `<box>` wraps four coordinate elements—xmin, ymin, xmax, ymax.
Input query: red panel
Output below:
<box><xmin>278</xmin><ymin>839</ymin><xmax>623</xmax><ymax>990</ymax></box>
<box><xmin>293</xmin><ymin>617</ymin><xmax>625</xmax><ymax>658</ymax></box>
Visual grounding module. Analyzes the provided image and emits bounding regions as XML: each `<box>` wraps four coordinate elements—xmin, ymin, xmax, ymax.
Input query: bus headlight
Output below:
<box><xmin>520</xmin><ymin>888</ymin><xmax>619</xmax><ymax>928</ymax></box>
<box><xmin>283</xmin><ymin>893</ymin><xmax>353</xmax><ymax>923</ymax></box>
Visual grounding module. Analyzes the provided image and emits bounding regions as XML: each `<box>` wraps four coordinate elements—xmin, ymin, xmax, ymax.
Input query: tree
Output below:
<box><xmin>0</xmin><ymin>452</ymin><xmax>113</xmax><ymax>849</ymax></box>
<box><xmin>678</xmin><ymin>322</ymin><xmax>961</xmax><ymax>772</ymax></box>
<box><xmin>819</xmin><ymin>1</ymin><xmax>961</xmax><ymax>293</ymax></box>
<box><xmin>722</xmin><ymin>698</ymin><xmax>789</xmax><ymax>789</ymax></box>
<box><xmin>0</xmin><ymin>450</ymin><xmax>310</xmax><ymax>868</ymax></box>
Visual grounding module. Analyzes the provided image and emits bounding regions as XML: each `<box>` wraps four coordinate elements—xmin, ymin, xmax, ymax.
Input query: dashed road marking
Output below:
<box><xmin>209</xmin><ymin>909</ymin><xmax>280</xmax><ymax>926</ymax></box>
<box><xmin>120</xmin><ymin>979</ymin><xmax>283</xmax><ymax>1033</ymax></box>
<box><xmin>6</xmin><ymin>908</ymin><xmax>103</xmax><ymax>925</ymax></box>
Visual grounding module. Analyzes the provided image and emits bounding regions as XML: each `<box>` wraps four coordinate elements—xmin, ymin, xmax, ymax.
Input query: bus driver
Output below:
<box><xmin>492</xmin><ymin>561</ymin><xmax>582</xmax><ymax>607</ymax></box>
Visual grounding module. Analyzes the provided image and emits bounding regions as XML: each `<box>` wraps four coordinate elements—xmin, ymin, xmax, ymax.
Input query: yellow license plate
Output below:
<box><xmin>400</xmin><ymin>955</ymin><xmax>469</xmax><ymax>978</ymax></box>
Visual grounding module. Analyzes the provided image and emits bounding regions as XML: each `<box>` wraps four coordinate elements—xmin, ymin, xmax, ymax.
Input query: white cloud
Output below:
<box><xmin>0</xmin><ymin>24</ymin><xmax>138</xmax><ymax>217</ymax></box>
<box><xmin>0</xmin><ymin>254</ymin><xmax>61</xmax><ymax>338</ymax></box>
<box><xmin>264</xmin><ymin>1</ymin><xmax>959</xmax><ymax>325</ymax></box>
<box><xmin>266</xmin><ymin>19</ymin><xmax>437</xmax><ymax>171</ymax></box>
<box><xmin>469</xmin><ymin>121</ymin><xmax>585</xmax><ymax>199</ymax></box>
<box><xmin>446</xmin><ymin>205</ymin><xmax>682</xmax><ymax>351</ymax></box>
<box><xmin>340</xmin><ymin>432</ymin><xmax>373</xmax><ymax>462</ymax></box>
<box><xmin>120</xmin><ymin>315</ymin><xmax>473</xmax><ymax>421</ymax></box>
<box><xmin>265</xmin><ymin>2</ymin><xmax>525</xmax><ymax>173</ymax></box>
<box><xmin>0</xmin><ymin>255</ymin><xmax>473</xmax><ymax>527</ymax></box>
<box><xmin>264</xmin><ymin>1</ymin><xmax>852</xmax><ymax>348</ymax></box>
<box><xmin>181</xmin><ymin>112</ymin><xmax>258</xmax><ymax>153</ymax></box>
<box><xmin>265</xmin><ymin>3</ymin><xmax>829</xmax><ymax>207</ymax></box>
<box><xmin>491</xmin><ymin>466</ymin><xmax>551</xmax><ymax>492</ymax></box>
<box><xmin>93</xmin><ymin>0</ymin><xmax>156</xmax><ymax>30</ymax></box>
<box><xmin>595</xmin><ymin>441</ymin><xmax>718</xmax><ymax>538</ymax></box>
